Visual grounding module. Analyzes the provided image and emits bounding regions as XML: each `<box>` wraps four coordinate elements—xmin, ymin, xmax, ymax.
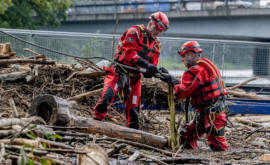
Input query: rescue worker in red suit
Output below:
<box><xmin>93</xmin><ymin>12</ymin><xmax>169</xmax><ymax>129</ymax></box>
<box><xmin>161</xmin><ymin>41</ymin><xmax>228</xmax><ymax>151</ymax></box>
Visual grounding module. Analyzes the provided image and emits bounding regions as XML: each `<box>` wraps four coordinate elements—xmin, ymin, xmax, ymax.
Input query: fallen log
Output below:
<box><xmin>0</xmin><ymin>138</ymin><xmax>40</xmax><ymax>148</ymax></box>
<box><xmin>227</xmin><ymin>77</ymin><xmax>259</xmax><ymax>90</ymax></box>
<box><xmin>29</xmin><ymin>94</ymin><xmax>169</xmax><ymax>148</ymax></box>
<box><xmin>75</xmin><ymin>117</ymin><xmax>168</xmax><ymax>148</ymax></box>
<box><xmin>232</xmin><ymin>115</ymin><xmax>270</xmax><ymax>123</ymax></box>
<box><xmin>0</xmin><ymin>59</ymin><xmax>55</xmax><ymax>65</ymax></box>
<box><xmin>234</xmin><ymin>117</ymin><xmax>263</xmax><ymax>127</ymax></box>
<box><xmin>0</xmin><ymin>117</ymin><xmax>46</xmax><ymax>128</ymax></box>
<box><xmin>227</xmin><ymin>91</ymin><xmax>270</xmax><ymax>100</ymax></box>
<box><xmin>77</xmin><ymin>71</ymin><xmax>105</xmax><ymax>79</ymax></box>
<box><xmin>0</xmin><ymin>71</ymin><xmax>27</xmax><ymax>82</ymax></box>
<box><xmin>29</xmin><ymin>94</ymin><xmax>77</xmax><ymax>126</ymax></box>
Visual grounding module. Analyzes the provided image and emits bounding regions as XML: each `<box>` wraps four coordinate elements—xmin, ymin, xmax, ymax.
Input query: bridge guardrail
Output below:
<box><xmin>67</xmin><ymin>0</ymin><xmax>270</xmax><ymax>15</ymax></box>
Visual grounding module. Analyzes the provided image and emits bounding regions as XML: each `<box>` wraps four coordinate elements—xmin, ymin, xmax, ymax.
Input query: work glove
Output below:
<box><xmin>158</xmin><ymin>67</ymin><xmax>169</xmax><ymax>74</ymax></box>
<box><xmin>161</xmin><ymin>74</ymin><xmax>179</xmax><ymax>86</ymax></box>
<box><xmin>137</xmin><ymin>58</ymin><xmax>158</xmax><ymax>78</ymax></box>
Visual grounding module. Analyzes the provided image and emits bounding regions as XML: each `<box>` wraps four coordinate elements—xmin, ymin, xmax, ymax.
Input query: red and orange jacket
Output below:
<box><xmin>174</xmin><ymin>58</ymin><xmax>227</xmax><ymax>108</ymax></box>
<box><xmin>115</xmin><ymin>24</ymin><xmax>161</xmax><ymax>71</ymax></box>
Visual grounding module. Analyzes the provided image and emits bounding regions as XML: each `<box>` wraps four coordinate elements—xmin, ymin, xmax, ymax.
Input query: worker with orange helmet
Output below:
<box><xmin>93</xmin><ymin>12</ymin><xmax>169</xmax><ymax>129</ymax></box>
<box><xmin>161</xmin><ymin>41</ymin><xmax>228</xmax><ymax>151</ymax></box>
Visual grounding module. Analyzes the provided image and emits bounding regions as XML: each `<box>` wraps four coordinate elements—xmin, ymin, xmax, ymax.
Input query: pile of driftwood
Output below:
<box><xmin>0</xmin><ymin>44</ymin><xmax>208</xmax><ymax>164</ymax></box>
<box><xmin>1</xmin><ymin>42</ymin><xmax>270</xmax><ymax>164</ymax></box>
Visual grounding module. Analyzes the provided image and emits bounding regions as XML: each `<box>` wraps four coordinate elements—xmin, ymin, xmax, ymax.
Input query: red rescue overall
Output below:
<box><xmin>175</xmin><ymin>58</ymin><xmax>228</xmax><ymax>151</ymax></box>
<box><xmin>93</xmin><ymin>24</ymin><xmax>160</xmax><ymax>129</ymax></box>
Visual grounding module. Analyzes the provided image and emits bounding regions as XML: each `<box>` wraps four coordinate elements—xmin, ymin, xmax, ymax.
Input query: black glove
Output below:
<box><xmin>161</xmin><ymin>74</ymin><xmax>179</xmax><ymax>86</ymax></box>
<box><xmin>147</xmin><ymin>64</ymin><xmax>158</xmax><ymax>75</ymax></box>
<box><xmin>158</xmin><ymin>67</ymin><xmax>169</xmax><ymax>74</ymax></box>
<box><xmin>137</xmin><ymin>58</ymin><xmax>158</xmax><ymax>78</ymax></box>
<box><xmin>142</xmin><ymin>71</ymin><xmax>153</xmax><ymax>78</ymax></box>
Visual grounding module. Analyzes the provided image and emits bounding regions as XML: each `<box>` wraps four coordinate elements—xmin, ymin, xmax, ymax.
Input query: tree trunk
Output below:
<box><xmin>75</xmin><ymin>116</ymin><xmax>168</xmax><ymax>148</ymax></box>
<box><xmin>29</xmin><ymin>94</ymin><xmax>168</xmax><ymax>148</ymax></box>
<box><xmin>29</xmin><ymin>94</ymin><xmax>77</xmax><ymax>126</ymax></box>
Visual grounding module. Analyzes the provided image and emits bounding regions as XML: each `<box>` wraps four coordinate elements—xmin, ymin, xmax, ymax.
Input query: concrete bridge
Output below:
<box><xmin>47</xmin><ymin>8</ymin><xmax>270</xmax><ymax>42</ymax></box>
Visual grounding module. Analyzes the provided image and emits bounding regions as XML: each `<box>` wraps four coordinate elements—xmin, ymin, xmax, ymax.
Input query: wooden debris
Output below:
<box><xmin>0</xmin><ymin>42</ymin><xmax>16</xmax><ymax>59</ymax></box>
<box><xmin>234</xmin><ymin>117</ymin><xmax>263</xmax><ymax>127</ymax></box>
<box><xmin>227</xmin><ymin>77</ymin><xmax>259</xmax><ymax>90</ymax></box>
<box><xmin>0</xmin><ymin>117</ymin><xmax>46</xmax><ymax>128</ymax></box>
<box><xmin>128</xmin><ymin>148</ymin><xmax>169</xmax><ymax>165</ymax></box>
<box><xmin>160</xmin><ymin>157</ymin><xmax>209</xmax><ymax>164</ymax></box>
<box><xmin>29</xmin><ymin>94</ymin><xmax>77</xmax><ymax>126</ymax></box>
<box><xmin>127</xmin><ymin>150</ymin><xmax>140</xmax><ymax>162</ymax></box>
<box><xmin>0</xmin><ymin>71</ymin><xmax>27</xmax><ymax>82</ymax></box>
<box><xmin>8</xmin><ymin>99</ymin><xmax>18</xmax><ymax>118</ymax></box>
<box><xmin>77</xmin><ymin>71</ymin><xmax>105</xmax><ymax>79</ymax></box>
<box><xmin>76</xmin><ymin>117</ymin><xmax>168</xmax><ymax>148</ymax></box>
<box><xmin>0</xmin><ymin>59</ymin><xmax>55</xmax><ymax>65</ymax></box>
<box><xmin>0</xmin><ymin>43</ymin><xmax>269</xmax><ymax>164</ymax></box>
<box><xmin>67</xmin><ymin>88</ymin><xmax>103</xmax><ymax>101</ymax></box>
<box><xmin>227</xmin><ymin>90</ymin><xmax>270</xmax><ymax>100</ymax></box>
<box><xmin>23</xmin><ymin>48</ymin><xmax>47</xmax><ymax>60</ymax></box>
<box><xmin>107</xmin><ymin>143</ymin><xmax>127</xmax><ymax>157</ymax></box>
<box><xmin>259</xmin><ymin>154</ymin><xmax>270</xmax><ymax>162</ymax></box>
<box><xmin>77</xmin><ymin>143</ymin><xmax>109</xmax><ymax>165</ymax></box>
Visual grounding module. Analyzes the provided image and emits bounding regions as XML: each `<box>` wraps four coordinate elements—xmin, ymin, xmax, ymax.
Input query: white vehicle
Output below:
<box><xmin>214</xmin><ymin>0</ymin><xmax>253</xmax><ymax>9</ymax></box>
<box><xmin>258</xmin><ymin>0</ymin><xmax>270</xmax><ymax>8</ymax></box>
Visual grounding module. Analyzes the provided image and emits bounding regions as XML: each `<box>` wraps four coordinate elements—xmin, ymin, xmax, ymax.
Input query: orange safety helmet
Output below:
<box><xmin>149</xmin><ymin>12</ymin><xmax>169</xmax><ymax>32</ymax></box>
<box><xmin>178</xmin><ymin>41</ymin><xmax>203</xmax><ymax>57</ymax></box>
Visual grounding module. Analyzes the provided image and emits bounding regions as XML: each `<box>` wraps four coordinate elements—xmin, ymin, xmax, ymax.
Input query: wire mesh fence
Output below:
<box><xmin>1</xmin><ymin>28</ymin><xmax>270</xmax><ymax>86</ymax></box>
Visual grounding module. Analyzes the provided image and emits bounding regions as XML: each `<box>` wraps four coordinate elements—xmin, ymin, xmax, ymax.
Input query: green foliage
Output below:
<box><xmin>0</xmin><ymin>0</ymin><xmax>71</xmax><ymax>29</ymax></box>
<box><xmin>18</xmin><ymin>126</ymin><xmax>63</xmax><ymax>165</ymax></box>
<box><xmin>42</xmin><ymin>129</ymin><xmax>62</xmax><ymax>141</ymax></box>
<box><xmin>0</xmin><ymin>0</ymin><xmax>12</xmax><ymax>15</ymax></box>
<box><xmin>40</xmin><ymin>159</ymin><xmax>57</xmax><ymax>165</ymax></box>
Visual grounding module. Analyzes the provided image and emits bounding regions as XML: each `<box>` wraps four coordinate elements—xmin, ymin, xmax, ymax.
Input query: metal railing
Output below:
<box><xmin>67</xmin><ymin>0</ymin><xmax>270</xmax><ymax>15</ymax></box>
<box><xmin>1</xmin><ymin>28</ymin><xmax>270</xmax><ymax>87</ymax></box>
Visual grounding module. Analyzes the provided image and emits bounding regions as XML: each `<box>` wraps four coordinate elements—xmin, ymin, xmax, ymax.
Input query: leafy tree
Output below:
<box><xmin>0</xmin><ymin>0</ymin><xmax>71</xmax><ymax>29</ymax></box>
<box><xmin>0</xmin><ymin>0</ymin><xmax>12</xmax><ymax>15</ymax></box>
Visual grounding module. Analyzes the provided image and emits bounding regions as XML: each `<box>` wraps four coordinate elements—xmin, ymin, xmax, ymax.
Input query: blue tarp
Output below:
<box><xmin>114</xmin><ymin>98</ymin><xmax>270</xmax><ymax>114</ymax></box>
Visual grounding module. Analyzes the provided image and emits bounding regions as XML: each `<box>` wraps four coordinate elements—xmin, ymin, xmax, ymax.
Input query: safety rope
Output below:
<box><xmin>195</xmin><ymin>112</ymin><xmax>214</xmax><ymax>141</ymax></box>
<box><xmin>0</xmin><ymin>30</ymin><xmax>146</xmax><ymax>73</ymax></box>
<box><xmin>167</xmin><ymin>82</ymin><xmax>179</xmax><ymax>149</ymax></box>
<box><xmin>195</xmin><ymin>102</ymin><xmax>229</xmax><ymax>141</ymax></box>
